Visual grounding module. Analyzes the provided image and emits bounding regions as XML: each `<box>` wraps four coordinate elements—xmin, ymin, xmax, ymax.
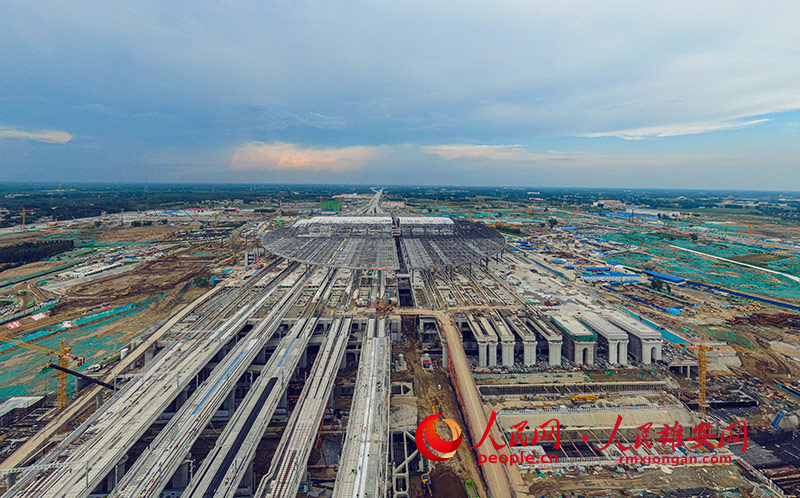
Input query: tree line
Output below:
<box><xmin>0</xmin><ymin>239</ymin><xmax>75</xmax><ymax>264</ymax></box>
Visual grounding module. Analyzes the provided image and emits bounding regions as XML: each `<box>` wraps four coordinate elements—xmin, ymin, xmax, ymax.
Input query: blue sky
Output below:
<box><xmin>1</xmin><ymin>1</ymin><xmax>799</xmax><ymax>189</ymax></box>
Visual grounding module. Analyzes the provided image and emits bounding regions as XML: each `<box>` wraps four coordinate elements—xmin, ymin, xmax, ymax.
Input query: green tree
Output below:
<box><xmin>193</xmin><ymin>276</ymin><xmax>210</xmax><ymax>287</ymax></box>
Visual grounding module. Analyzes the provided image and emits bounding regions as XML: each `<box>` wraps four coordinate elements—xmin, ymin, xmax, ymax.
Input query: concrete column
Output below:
<box><xmin>523</xmin><ymin>340</ymin><xmax>537</xmax><ymax>365</ymax></box>
<box><xmin>256</xmin><ymin>347</ymin><xmax>268</xmax><ymax>364</ymax></box>
<box><xmin>172</xmin><ymin>459</ymin><xmax>191</xmax><ymax>489</ymax></box>
<box><xmin>442</xmin><ymin>339</ymin><xmax>449</xmax><ymax>368</ymax></box>
<box><xmin>618</xmin><ymin>341</ymin><xmax>628</xmax><ymax>366</ymax></box>
<box><xmin>243</xmin><ymin>460</ymin><xmax>254</xmax><ymax>493</ymax></box>
<box><xmin>654</xmin><ymin>343</ymin><xmax>663</xmax><ymax>361</ymax></box>
<box><xmin>223</xmin><ymin>390</ymin><xmax>235</xmax><ymax>412</ymax></box>
<box><xmin>608</xmin><ymin>340</ymin><xmax>619</xmax><ymax>365</ymax></box>
<box><xmin>488</xmin><ymin>341</ymin><xmax>498</xmax><ymax>367</ymax></box>
<box><xmin>573</xmin><ymin>345</ymin><xmax>583</xmax><ymax>365</ymax></box>
<box><xmin>548</xmin><ymin>342</ymin><xmax>562</xmax><ymax>366</ymax></box>
<box><xmin>586</xmin><ymin>346</ymin><xmax>594</xmax><ymax>366</ymax></box>
<box><xmin>106</xmin><ymin>456</ymin><xmax>127</xmax><ymax>491</ymax></box>
<box><xmin>502</xmin><ymin>342</ymin><xmax>514</xmax><ymax>367</ymax></box>
<box><xmin>642</xmin><ymin>344</ymin><xmax>652</xmax><ymax>365</ymax></box>
<box><xmin>299</xmin><ymin>347</ymin><xmax>307</xmax><ymax>369</ymax></box>
<box><xmin>144</xmin><ymin>344</ymin><xmax>155</xmax><ymax>363</ymax></box>
<box><xmin>478</xmin><ymin>342</ymin><xmax>488</xmax><ymax>368</ymax></box>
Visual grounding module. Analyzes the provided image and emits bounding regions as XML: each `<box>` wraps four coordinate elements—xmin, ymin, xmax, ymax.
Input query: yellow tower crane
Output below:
<box><xmin>5</xmin><ymin>208</ymin><xmax>29</xmax><ymax>227</ymax></box>
<box><xmin>686</xmin><ymin>331</ymin><xmax>780</xmax><ymax>419</ymax></box>
<box><xmin>697</xmin><ymin>331</ymin><xmax>708</xmax><ymax>419</ymax></box>
<box><xmin>0</xmin><ymin>334</ymin><xmax>85</xmax><ymax>411</ymax></box>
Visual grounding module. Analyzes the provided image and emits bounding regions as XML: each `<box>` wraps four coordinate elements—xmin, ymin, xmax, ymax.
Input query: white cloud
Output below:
<box><xmin>4</xmin><ymin>1</ymin><xmax>799</xmax><ymax>145</ymax></box>
<box><xmin>0</xmin><ymin>126</ymin><xmax>72</xmax><ymax>144</ymax></box>
<box><xmin>231</xmin><ymin>142</ymin><xmax>377</xmax><ymax>172</ymax></box>
<box><xmin>421</xmin><ymin>144</ymin><xmax>578</xmax><ymax>162</ymax></box>
<box><xmin>584</xmin><ymin>118</ymin><xmax>771</xmax><ymax>140</ymax></box>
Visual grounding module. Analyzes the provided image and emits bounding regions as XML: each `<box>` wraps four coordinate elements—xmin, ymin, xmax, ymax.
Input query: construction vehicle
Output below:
<box><xmin>0</xmin><ymin>335</ymin><xmax>86</xmax><ymax>411</ymax></box>
<box><xmin>421</xmin><ymin>473</ymin><xmax>432</xmax><ymax>494</ymax></box>
<box><xmin>464</xmin><ymin>479</ymin><xmax>480</xmax><ymax>498</ymax></box>
<box><xmin>571</xmin><ymin>394</ymin><xmax>599</xmax><ymax>404</ymax></box>
<box><xmin>543</xmin><ymin>299</ymin><xmax>560</xmax><ymax>306</ymax></box>
<box><xmin>375</xmin><ymin>296</ymin><xmax>393</xmax><ymax>314</ymax></box>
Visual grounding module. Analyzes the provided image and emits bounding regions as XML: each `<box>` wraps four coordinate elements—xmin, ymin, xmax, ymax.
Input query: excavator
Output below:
<box><xmin>421</xmin><ymin>474</ymin><xmax>432</xmax><ymax>494</ymax></box>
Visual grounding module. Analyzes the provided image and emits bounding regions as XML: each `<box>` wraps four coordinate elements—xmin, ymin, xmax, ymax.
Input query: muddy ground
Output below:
<box><xmin>396</xmin><ymin>334</ymin><xmax>488</xmax><ymax>498</ymax></box>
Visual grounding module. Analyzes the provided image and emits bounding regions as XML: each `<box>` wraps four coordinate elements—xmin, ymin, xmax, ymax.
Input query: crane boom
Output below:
<box><xmin>0</xmin><ymin>334</ymin><xmax>85</xmax><ymax>411</ymax></box>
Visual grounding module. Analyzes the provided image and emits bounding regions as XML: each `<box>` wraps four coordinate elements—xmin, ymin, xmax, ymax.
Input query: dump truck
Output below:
<box><xmin>465</xmin><ymin>479</ymin><xmax>480</xmax><ymax>498</ymax></box>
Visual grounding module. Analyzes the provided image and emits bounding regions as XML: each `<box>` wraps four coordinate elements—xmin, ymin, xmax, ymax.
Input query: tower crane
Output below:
<box><xmin>685</xmin><ymin>331</ymin><xmax>782</xmax><ymax>419</ymax></box>
<box><xmin>4</xmin><ymin>208</ymin><xmax>30</xmax><ymax>227</ymax></box>
<box><xmin>0</xmin><ymin>334</ymin><xmax>85</xmax><ymax>411</ymax></box>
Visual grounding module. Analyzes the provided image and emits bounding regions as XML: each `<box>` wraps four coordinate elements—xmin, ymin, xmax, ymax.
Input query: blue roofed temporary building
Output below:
<box><xmin>643</xmin><ymin>270</ymin><xmax>685</xmax><ymax>284</ymax></box>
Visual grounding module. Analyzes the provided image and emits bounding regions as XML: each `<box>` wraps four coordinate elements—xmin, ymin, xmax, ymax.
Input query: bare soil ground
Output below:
<box><xmin>729</xmin><ymin>311</ymin><xmax>800</xmax><ymax>329</ymax></box>
<box><xmin>60</xmin><ymin>256</ymin><xmax>213</xmax><ymax>309</ymax></box>
<box><xmin>0</xmin><ymin>230</ymin><xmax>62</xmax><ymax>248</ymax></box>
<box><xmin>429</xmin><ymin>465</ymin><xmax>468</xmax><ymax>498</ymax></box>
<box><xmin>92</xmin><ymin>224</ymin><xmax>190</xmax><ymax>243</ymax></box>
<box><xmin>528</xmin><ymin>464</ymin><xmax>752</xmax><ymax>496</ymax></box>
<box><xmin>0</xmin><ymin>260</ymin><xmax>66</xmax><ymax>281</ymax></box>
<box><xmin>730</xmin><ymin>251</ymin><xmax>788</xmax><ymax>265</ymax></box>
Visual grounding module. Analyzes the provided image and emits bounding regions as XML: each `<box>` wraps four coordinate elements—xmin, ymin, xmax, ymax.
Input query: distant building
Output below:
<box><xmin>592</xmin><ymin>199</ymin><xmax>626</xmax><ymax>209</ymax></box>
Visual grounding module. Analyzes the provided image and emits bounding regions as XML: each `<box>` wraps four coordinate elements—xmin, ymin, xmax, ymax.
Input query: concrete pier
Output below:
<box><xmin>579</xmin><ymin>314</ymin><xmax>629</xmax><ymax>366</ymax></box>
<box><xmin>604</xmin><ymin>315</ymin><xmax>663</xmax><ymax>365</ymax></box>
<box><xmin>549</xmin><ymin>315</ymin><xmax>596</xmax><ymax>366</ymax></box>
<box><xmin>503</xmin><ymin>314</ymin><xmax>538</xmax><ymax>366</ymax></box>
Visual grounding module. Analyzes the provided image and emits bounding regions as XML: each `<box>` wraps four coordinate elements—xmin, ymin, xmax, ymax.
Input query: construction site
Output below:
<box><xmin>2</xmin><ymin>188</ymin><xmax>800</xmax><ymax>497</ymax></box>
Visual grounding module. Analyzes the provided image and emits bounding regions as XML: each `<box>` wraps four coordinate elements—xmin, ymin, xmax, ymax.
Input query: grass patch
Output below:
<box><xmin>729</xmin><ymin>252</ymin><xmax>786</xmax><ymax>266</ymax></box>
<box><xmin>705</xmin><ymin>328</ymin><xmax>758</xmax><ymax>349</ymax></box>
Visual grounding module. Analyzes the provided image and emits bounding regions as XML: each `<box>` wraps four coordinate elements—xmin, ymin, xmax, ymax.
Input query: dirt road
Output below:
<box><xmin>434</xmin><ymin>310</ymin><xmax>528</xmax><ymax>498</ymax></box>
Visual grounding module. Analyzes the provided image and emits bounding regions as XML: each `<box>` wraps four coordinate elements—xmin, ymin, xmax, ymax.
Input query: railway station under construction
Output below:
<box><xmin>4</xmin><ymin>189</ymin><xmax>800</xmax><ymax>497</ymax></box>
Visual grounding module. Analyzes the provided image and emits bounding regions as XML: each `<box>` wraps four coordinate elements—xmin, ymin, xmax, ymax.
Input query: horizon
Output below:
<box><xmin>1</xmin><ymin>181</ymin><xmax>800</xmax><ymax>195</ymax></box>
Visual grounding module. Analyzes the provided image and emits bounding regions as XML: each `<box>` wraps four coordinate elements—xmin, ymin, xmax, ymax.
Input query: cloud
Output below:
<box><xmin>259</xmin><ymin>111</ymin><xmax>348</xmax><ymax>130</ymax></box>
<box><xmin>4</xmin><ymin>1</ymin><xmax>799</xmax><ymax>147</ymax></box>
<box><xmin>0</xmin><ymin>126</ymin><xmax>72</xmax><ymax>144</ymax></box>
<box><xmin>2</xmin><ymin>2</ymin><xmax>800</xmax><ymax>187</ymax></box>
<box><xmin>231</xmin><ymin>142</ymin><xmax>376</xmax><ymax>172</ymax></box>
<box><xmin>584</xmin><ymin>118</ymin><xmax>771</xmax><ymax>140</ymax></box>
<box><xmin>421</xmin><ymin>144</ymin><xmax>579</xmax><ymax>162</ymax></box>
